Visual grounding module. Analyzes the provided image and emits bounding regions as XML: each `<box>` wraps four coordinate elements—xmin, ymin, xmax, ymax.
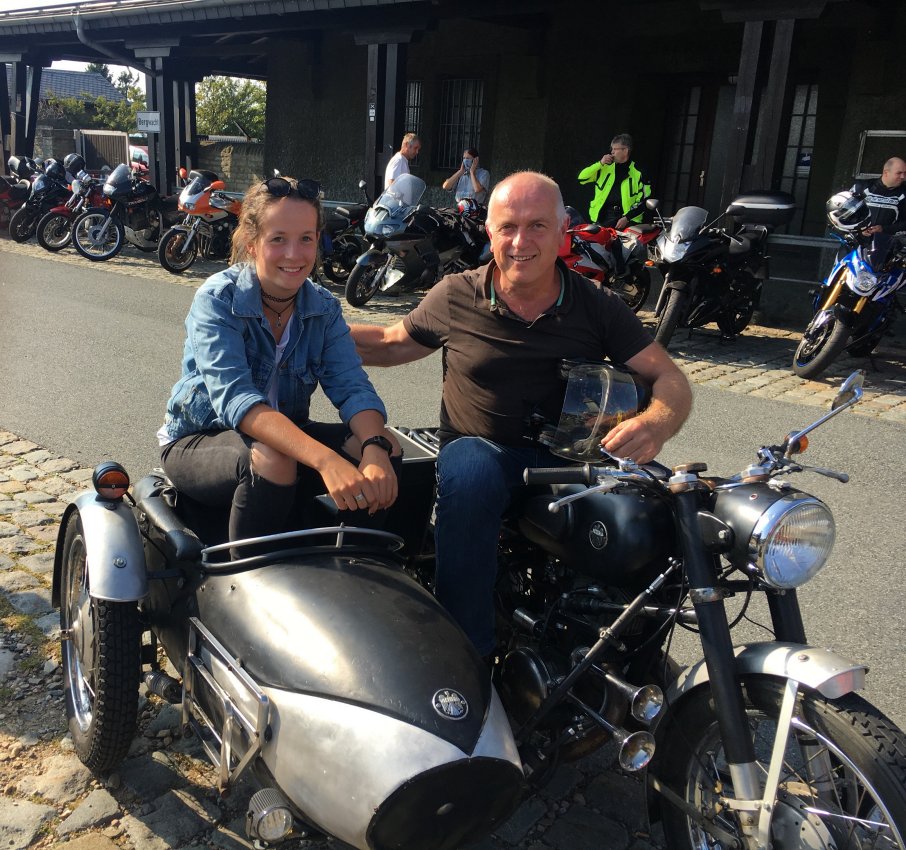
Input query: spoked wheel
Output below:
<box><xmin>72</xmin><ymin>211</ymin><xmax>125</xmax><ymax>261</ymax></box>
<box><xmin>60</xmin><ymin>511</ymin><xmax>141</xmax><ymax>772</ymax></box>
<box><xmin>158</xmin><ymin>227</ymin><xmax>198</xmax><ymax>273</ymax></box>
<box><xmin>610</xmin><ymin>266</ymin><xmax>652</xmax><ymax>313</ymax></box>
<box><xmin>792</xmin><ymin>311</ymin><xmax>851</xmax><ymax>379</ymax></box>
<box><xmin>322</xmin><ymin>234</ymin><xmax>366</xmax><ymax>283</ymax></box>
<box><xmin>656</xmin><ymin>678</ymin><xmax>906</xmax><ymax>850</ymax></box>
<box><xmin>345</xmin><ymin>255</ymin><xmax>392</xmax><ymax>306</ymax></box>
<box><xmin>9</xmin><ymin>207</ymin><xmax>36</xmax><ymax>243</ymax></box>
<box><xmin>654</xmin><ymin>287</ymin><xmax>691</xmax><ymax>349</ymax></box>
<box><xmin>36</xmin><ymin>211</ymin><xmax>72</xmax><ymax>251</ymax></box>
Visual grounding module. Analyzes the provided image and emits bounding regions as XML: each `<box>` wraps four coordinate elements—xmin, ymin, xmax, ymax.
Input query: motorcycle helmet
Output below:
<box><xmin>826</xmin><ymin>191</ymin><xmax>870</xmax><ymax>232</ymax></box>
<box><xmin>44</xmin><ymin>159</ymin><xmax>66</xmax><ymax>181</ymax></box>
<box><xmin>541</xmin><ymin>361</ymin><xmax>651</xmax><ymax>462</ymax></box>
<box><xmin>63</xmin><ymin>153</ymin><xmax>85</xmax><ymax>175</ymax></box>
<box><xmin>457</xmin><ymin>197</ymin><xmax>481</xmax><ymax>219</ymax></box>
<box><xmin>564</xmin><ymin>205</ymin><xmax>585</xmax><ymax>228</ymax></box>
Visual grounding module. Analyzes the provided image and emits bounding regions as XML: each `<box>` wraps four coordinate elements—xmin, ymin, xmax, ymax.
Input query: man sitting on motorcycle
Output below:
<box><xmin>855</xmin><ymin>156</ymin><xmax>906</xmax><ymax>237</ymax></box>
<box><xmin>350</xmin><ymin>171</ymin><xmax>691</xmax><ymax>658</ymax></box>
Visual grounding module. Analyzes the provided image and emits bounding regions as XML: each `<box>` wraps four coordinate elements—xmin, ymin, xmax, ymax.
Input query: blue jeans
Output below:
<box><xmin>434</xmin><ymin>437</ymin><xmax>572</xmax><ymax>655</ymax></box>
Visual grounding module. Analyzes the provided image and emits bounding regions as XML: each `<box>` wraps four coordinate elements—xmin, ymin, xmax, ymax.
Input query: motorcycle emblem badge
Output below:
<box><xmin>432</xmin><ymin>688</ymin><xmax>469</xmax><ymax>720</ymax></box>
<box><xmin>588</xmin><ymin>521</ymin><xmax>609</xmax><ymax>550</ymax></box>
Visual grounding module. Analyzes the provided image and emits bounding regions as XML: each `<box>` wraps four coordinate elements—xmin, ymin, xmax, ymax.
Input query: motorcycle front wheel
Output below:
<box><xmin>59</xmin><ymin>512</ymin><xmax>141</xmax><ymax>772</ymax></box>
<box><xmin>654</xmin><ymin>287</ymin><xmax>691</xmax><ymax>348</ymax></box>
<box><xmin>610</xmin><ymin>266</ymin><xmax>651</xmax><ymax>312</ymax></box>
<box><xmin>792</xmin><ymin>312</ymin><xmax>851</xmax><ymax>379</ymax></box>
<box><xmin>36</xmin><ymin>211</ymin><xmax>72</xmax><ymax>251</ymax></box>
<box><xmin>656</xmin><ymin>678</ymin><xmax>906</xmax><ymax>850</ymax></box>
<box><xmin>322</xmin><ymin>234</ymin><xmax>366</xmax><ymax>283</ymax></box>
<box><xmin>9</xmin><ymin>206</ymin><xmax>36</xmax><ymax>243</ymax></box>
<box><xmin>158</xmin><ymin>227</ymin><xmax>198</xmax><ymax>273</ymax></box>
<box><xmin>345</xmin><ymin>255</ymin><xmax>391</xmax><ymax>306</ymax></box>
<box><xmin>72</xmin><ymin>210</ymin><xmax>125</xmax><ymax>261</ymax></box>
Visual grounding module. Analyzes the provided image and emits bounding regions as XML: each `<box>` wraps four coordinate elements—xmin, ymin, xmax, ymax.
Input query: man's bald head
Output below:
<box><xmin>881</xmin><ymin>157</ymin><xmax>906</xmax><ymax>189</ymax></box>
<box><xmin>487</xmin><ymin>171</ymin><xmax>567</xmax><ymax>228</ymax></box>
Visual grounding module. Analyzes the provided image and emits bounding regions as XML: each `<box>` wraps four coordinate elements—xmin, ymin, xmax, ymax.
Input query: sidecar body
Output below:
<box><xmin>53</xmin><ymin>430</ymin><xmax>525</xmax><ymax>850</ymax></box>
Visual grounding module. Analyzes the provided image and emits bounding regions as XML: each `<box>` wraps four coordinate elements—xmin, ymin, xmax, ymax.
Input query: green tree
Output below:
<box><xmin>195</xmin><ymin>75</ymin><xmax>266</xmax><ymax>139</ymax></box>
<box><xmin>39</xmin><ymin>68</ymin><xmax>146</xmax><ymax>133</ymax></box>
<box><xmin>85</xmin><ymin>62</ymin><xmax>112</xmax><ymax>82</ymax></box>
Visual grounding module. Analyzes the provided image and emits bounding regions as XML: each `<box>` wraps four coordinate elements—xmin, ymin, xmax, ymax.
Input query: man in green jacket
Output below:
<box><xmin>578</xmin><ymin>133</ymin><xmax>651</xmax><ymax>230</ymax></box>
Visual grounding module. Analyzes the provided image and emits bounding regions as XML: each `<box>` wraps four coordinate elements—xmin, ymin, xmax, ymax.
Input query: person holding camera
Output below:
<box><xmin>442</xmin><ymin>147</ymin><xmax>490</xmax><ymax>205</ymax></box>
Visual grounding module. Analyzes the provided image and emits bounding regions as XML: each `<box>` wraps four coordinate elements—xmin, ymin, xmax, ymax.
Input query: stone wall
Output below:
<box><xmin>196</xmin><ymin>139</ymin><xmax>265</xmax><ymax>194</ymax></box>
<box><xmin>32</xmin><ymin>126</ymin><xmax>77</xmax><ymax>161</ymax></box>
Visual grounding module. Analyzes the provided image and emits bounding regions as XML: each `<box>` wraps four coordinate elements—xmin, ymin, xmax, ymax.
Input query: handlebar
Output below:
<box><xmin>523</xmin><ymin>465</ymin><xmax>597</xmax><ymax>486</ymax></box>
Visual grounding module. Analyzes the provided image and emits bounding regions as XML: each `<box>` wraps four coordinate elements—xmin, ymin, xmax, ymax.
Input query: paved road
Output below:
<box><xmin>1</xmin><ymin>236</ymin><xmax>905</xmax><ymax>850</ymax></box>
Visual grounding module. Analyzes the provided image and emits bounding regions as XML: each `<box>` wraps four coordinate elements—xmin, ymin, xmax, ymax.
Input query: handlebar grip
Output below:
<box><xmin>523</xmin><ymin>464</ymin><xmax>595</xmax><ymax>486</ymax></box>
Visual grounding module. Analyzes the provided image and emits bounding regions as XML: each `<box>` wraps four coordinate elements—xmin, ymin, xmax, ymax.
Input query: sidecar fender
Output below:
<box><xmin>665</xmin><ymin>642</ymin><xmax>867</xmax><ymax>706</ymax></box>
<box><xmin>52</xmin><ymin>495</ymin><xmax>147</xmax><ymax>606</ymax></box>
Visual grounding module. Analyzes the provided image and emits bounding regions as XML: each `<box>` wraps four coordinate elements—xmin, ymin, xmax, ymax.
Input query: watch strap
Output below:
<box><xmin>361</xmin><ymin>435</ymin><xmax>393</xmax><ymax>455</ymax></box>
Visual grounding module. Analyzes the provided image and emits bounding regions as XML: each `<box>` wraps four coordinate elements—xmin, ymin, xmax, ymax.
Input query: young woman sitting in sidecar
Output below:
<box><xmin>157</xmin><ymin>175</ymin><xmax>401</xmax><ymax>550</ymax></box>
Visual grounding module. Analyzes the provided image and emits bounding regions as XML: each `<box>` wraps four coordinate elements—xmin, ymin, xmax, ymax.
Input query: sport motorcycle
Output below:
<box><xmin>54</xmin><ymin>366</ymin><xmax>906</xmax><ymax>850</ymax></box>
<box><xmin>158</xmin><ymin>168</ymin><xmax>244</xmax><ymax>274</ymax></box>
<box><xmin>345</xmin><ymin>173</ymin><xmax>490</xmax><ymax>307</ymax></box>
<box><xmin>559</xmin><ymin>206</ymin><xmax>659</xmax><ymax>312</ymax></box>
<box><xmin>8</xmin><ymin>156</ymin><xmax>71</xmax><ymax>243</ymax></box>
<box><xmin>70</xmin><ymin>163</ymin><xmax>181</xmax><ymax>261</ymax></box>
<box><xmin>793</xmin><ymin>191</ymin><xmax>906</xmax><ymax>379</ymax></box>
<box><xmin>650</xmin><ymin>192</ymin><xmax>795</xmax><ymax>348</ymax></box>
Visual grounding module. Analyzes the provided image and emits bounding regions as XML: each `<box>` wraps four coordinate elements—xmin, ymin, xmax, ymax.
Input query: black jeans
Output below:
<box><xmin>160</xmin><ymin>423</ymin><xmax>400</xmax><ymax>547</ymax></box>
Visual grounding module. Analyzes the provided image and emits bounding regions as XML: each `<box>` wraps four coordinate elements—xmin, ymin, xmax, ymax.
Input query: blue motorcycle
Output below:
<box><xmin>793</xmin><ymin>228</ymin><xmax>906</xmax><ymax>379</ymax></box>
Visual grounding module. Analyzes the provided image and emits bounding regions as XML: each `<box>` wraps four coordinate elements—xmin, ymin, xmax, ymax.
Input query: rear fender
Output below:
<box><xmin>52</xmin><ymin>494</ymin><xmax>147</xmax><ymax>607</ymax></box>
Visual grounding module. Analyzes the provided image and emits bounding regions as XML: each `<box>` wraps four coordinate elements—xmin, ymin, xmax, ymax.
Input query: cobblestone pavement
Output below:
<box><xmin>1</xmin><ymin>235</ymin><xmax>905</xmax><ymax>849</ymax></box>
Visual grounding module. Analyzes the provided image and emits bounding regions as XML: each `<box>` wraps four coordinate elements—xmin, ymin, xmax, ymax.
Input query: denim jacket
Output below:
<box><xmin>161</xmin><ymin>263</ymin><xmax>386</xmax><ymax>441</ymax></box>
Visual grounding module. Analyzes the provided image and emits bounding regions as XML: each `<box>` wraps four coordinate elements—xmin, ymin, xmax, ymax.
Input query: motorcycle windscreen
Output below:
<box><xmin>103</xmin><ymin>163</ymin><xmax>133</xmax><ymax>198</ymax></box>
<box><xmin>375</xmin><ymin>173</ymin><xmax>425</xmax><ymax>213</ymax></box>
<box><xmin>541</xmin><ymin>362</ymin><xmax>651</xmax><ymax>462</ymax></box>
<box><xmin>667</xmin><ymin>206</ymin><xmax>708</xmax><ymax>242</ymax></box>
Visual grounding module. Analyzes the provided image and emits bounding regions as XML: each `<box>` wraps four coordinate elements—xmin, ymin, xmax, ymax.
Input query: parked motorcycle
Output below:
<box><xmin>36</xmin><ymin>156</ymin><xmax>107</xmax><ymax>252</ymax></box>
<box><xmin>158</xmin><ymin>169</ymin><xmax>244</xmax><ymax>274</ymax></box>
<box><xmin>319</xmin><ymin>179</ymin><xmax>371</xmax><ymax>284</ymax></box>
<box><xmin>559</xmin><ymin>206</ymin><xmax>659</xmax><ymax>312</ymax></box>
<box><xmin>8</xmin><ymin>157</ymin><xmax>71</xmax><ymax>243</ymax></box>
<box><xmin>54</xmin><ymin>365</ymin><xmax>906</xmax><ymax>850</ymax></box>
<box><xmin>345</xmin><ymin>173</ymin><xmax>490</xmax><ymax>306</ymax></box>
<box><xmin>70</xmin><ymin>163</ymin><xmax>181</xmax><ymax>261</ymax></box>
<box><xmin>0</xmin><ymin>155</ymin><xmax>34</xmax><ymax>229</ymax></box>
<box><xmin>650</xmin><ymin>191</ymin><xmax>795</xmax><ymax>348</ymax></box>
<box><xmin>792</xmin><ymin>190</ymin><xmax>906</xmax><ymax>379</ymax></box>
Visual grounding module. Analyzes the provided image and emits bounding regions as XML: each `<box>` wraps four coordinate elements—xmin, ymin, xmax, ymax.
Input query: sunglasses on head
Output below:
<box><xmin>262</xmin><ymin>176</ymin><xmax>322</xmax><ymax>200</ymax></box>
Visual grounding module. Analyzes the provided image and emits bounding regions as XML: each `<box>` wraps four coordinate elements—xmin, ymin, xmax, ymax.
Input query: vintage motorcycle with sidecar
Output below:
<box><xmin>53</xmin><ymin>368</ymin><xmax>906</xmax><ymax>850</ymax></box>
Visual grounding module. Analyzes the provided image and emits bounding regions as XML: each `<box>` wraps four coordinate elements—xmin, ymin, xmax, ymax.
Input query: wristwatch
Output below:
<box><xmin>361</xmin><ymin>434</ymin><xmax>393</xmax><ymax>455</ymax></box>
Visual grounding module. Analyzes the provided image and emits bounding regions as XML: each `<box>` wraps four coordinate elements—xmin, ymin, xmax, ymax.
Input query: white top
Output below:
<box><xmin>384</xmin><ymin>151</ymin><xmax>409</xmax><ymax>188</ymax></box>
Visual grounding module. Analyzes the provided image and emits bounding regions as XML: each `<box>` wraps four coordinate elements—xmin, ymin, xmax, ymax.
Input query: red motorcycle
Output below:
<box><xmin>558</xmin><ymin>207</ymin><xmax>660</xmax><ymax>312</ymax></box>
<box><xmin>0</xmin><ymin>156</ymin><xmax>35</xmax><ymax>229</ymax></box>
<box><xmin>36</xmin><ymin>154</ymin><xmax>107</xmax><ymax>252</ymax></box>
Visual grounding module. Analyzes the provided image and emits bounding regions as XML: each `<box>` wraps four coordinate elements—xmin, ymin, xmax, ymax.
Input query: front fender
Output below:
<box><xmin>355</xmin><ymin>247</ymin><xmax>386</xmax><ymax>268</ymax></box>
<box><xmin>666</xmin><ymin>642</ymin><xmax>867</xmax><ymax>706</ymax></box>
<box><xmin>52</xmin><ymin>494</ymin><xmax>148</xmax><ymax>606</ymax></box>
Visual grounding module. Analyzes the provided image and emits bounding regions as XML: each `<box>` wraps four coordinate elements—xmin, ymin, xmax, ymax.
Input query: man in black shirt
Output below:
<box><xmin>855</xmin><ymin>156</ymin><xmax>906</xmax><ymax>236</ymax></box>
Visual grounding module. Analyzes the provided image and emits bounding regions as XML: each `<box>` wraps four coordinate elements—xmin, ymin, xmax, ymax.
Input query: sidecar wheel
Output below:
<box><xmin>60</xmin><ymin>512</ymin><xmax>141</xmax><ymax>772</ymax></box>
<box><xmin>345</xmin><ymin>256</ymin><xmax>391</xmax><ymax>306</ymax></box>
<box><xmin>655</xmin><ymin>677</ymin><xmax>906</xmax><ymax>850</ymax></box>
<box><xmin>654</xmin><ymin>287</ymin><xmax>690</xmax><ymax>349</ymax></box>
<box><xmin>792</xmin><ymin>315</ymin><xmax>851</xmax><ymax>379</ymax></box>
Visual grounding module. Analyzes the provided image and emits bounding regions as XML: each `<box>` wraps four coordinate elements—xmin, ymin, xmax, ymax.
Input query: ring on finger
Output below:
<box><xmin>355</xmin><ymin>492</ymin><xmax>367</xmax><ymax>502</ymax></box>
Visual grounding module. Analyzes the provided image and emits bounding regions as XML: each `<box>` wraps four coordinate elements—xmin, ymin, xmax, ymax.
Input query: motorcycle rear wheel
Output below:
<box><xmin>610</xmin><ymin>267</ymin><xmax>651</xmax><ymax>313</ymax></box>
<box><xmin>36</xmin><ymin>211</ymin><xmax>72</xmax><ymax>251</ymax></box>
<box><xmin>158</xmin><ymin>227</ymin><xmax>198</xmax><ymax>273</ymax></box>
<box><xmin>322</xmin><ymin>234</ymin><xmax>366</xmax><ymax>283</ymax></box>
<box><xmin>9</xmin><ymin>206</ymin><xmax>36</xmax><ymax>243</ymax></box>
<box><xmin>717</xmin><ymin>273</ymin><xmax>759</xmax><ymax>337</ymax></box>
<box><xmin>72</xmin><ymin>210</ymin><xmax>125</xmax><ymax>261</ymax></box>
<box><xmin>792</xmin><ymin>313</ymin><xmax>851</xmax><ymax>379</ymax></box>
<box><xmin>59</xmin><ymin>512</ymin><xmax>141</xmax><ymax>772</ymax></box>
<box><xmin>656</xmin><ymin>678</ymin><xmax>906</xmax><ymax>850</ymax></box>
<box><xmin>346</xmin><ymin>256</ymin><xmax>391</xmax><ymax>306</ymax></box>
<box><xmin>654</xmin><ymin>287</ymin><xmax>690</xmax><ymax>349</ymax></box>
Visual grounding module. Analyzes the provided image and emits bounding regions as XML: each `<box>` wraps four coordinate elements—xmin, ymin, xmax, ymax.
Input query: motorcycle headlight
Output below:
<box><xmin>183</xmin><ymin>201</ymin><xmax>196</xmax><ymax>211</ymax></box>
<box><xmin>246</xmin><ymin>788</ymin><xmax>293</xmax><ymax>843</ymax></box>
<box><xmin>379</xmin><ymin>222</ymin><xmax>400</xmax><ymax>237</ymax></box>
<box><xmin>749</xmin><ymin>495</ymin><xmax>835</xmax><ymax>588</ymax></box>
<box><xmin>851</xmin><ymin>270</ymin><xmax>876</xmax><ymax>294</ymax></box>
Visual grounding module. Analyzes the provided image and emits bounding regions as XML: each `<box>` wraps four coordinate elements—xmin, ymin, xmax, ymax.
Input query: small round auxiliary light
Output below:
<box><xmin>92</xmin><ymin>461</ymin><xmax>130</xmax><ymax>501</ymax></box>
<box><xmin>246</xmin><ymin>787</ymin><xmax>294</xmax><ymax>843</ymax></box>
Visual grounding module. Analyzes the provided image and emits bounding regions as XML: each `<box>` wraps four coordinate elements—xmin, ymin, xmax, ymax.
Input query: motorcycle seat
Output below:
<box><xmin>336</xmin><ymin>203</ymin><xmax>368</xmax><ymax>219</ymax></box>
<box><xmin>8</xmin><ymin>183</ymin><xmax>30</xmax><ymax>200</ymax></box>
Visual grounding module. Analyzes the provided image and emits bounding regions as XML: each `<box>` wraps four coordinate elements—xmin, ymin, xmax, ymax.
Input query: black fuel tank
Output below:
<box><xmin>517</xmin><ymin>485</ymin><xmax>674</xmax><ymax>587</ymax></box>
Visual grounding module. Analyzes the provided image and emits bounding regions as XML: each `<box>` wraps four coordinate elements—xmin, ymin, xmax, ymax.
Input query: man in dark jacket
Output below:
<box><xmin>855</xmin><ymin>156</ymin><xmax>906</xmax><ymax>236</ymax></box>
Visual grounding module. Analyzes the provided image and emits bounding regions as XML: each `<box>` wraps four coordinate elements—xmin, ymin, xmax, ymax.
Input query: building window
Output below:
<box><xmin>778</xmin><ymin>82</ymin><xmax>818</xmax><ymax>235</ymax></box>
<box><xmin>405</xmin><ymin>80</ymin><xmax>422</xmax><ymax>137</ymax></box>
<box><xmin>436</xmin><ymin>78</ymin><xmax>484</xmax><ymax>171</ymax></box>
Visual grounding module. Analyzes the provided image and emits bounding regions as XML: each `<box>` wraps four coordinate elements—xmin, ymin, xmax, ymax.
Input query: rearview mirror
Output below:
<box><xmin>646</xmin><ymin>198</ymin><xmax>659</xmax><ymax>210</ymax></box>
<box><xmin>832</xmin><ymin>370</ymin><xmax>865</xmax><ymax>411</ymax></box>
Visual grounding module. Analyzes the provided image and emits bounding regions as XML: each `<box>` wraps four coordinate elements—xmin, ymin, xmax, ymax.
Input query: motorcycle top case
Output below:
<box><xmin>726</xmin><ymin>191</ymin><xmax>796</xmax><ymax>227</ymax></box>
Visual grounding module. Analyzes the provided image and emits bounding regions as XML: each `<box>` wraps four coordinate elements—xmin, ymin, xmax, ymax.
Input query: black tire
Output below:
<box><xmin>792</xmin><ymin>314</ymin><xmax>851</xmax><ymax>379</ymax></box>
<box><xmin>9</xmin><ymin>206</ymin><xmax>36</xmax><ymax>243</ymax></box>
<box><xmin>36</xmin><ymin>211</ymin><xmax>72</xmax><ymax>251</ymax></box>
<box><xmin>322</xmin><ymin>234</ymin><xmax>366</xmax><ymax>283</ymax></box>
<box><xmin>59</xmin><ymin>512</ymin><xmax>141</xmax><ymax>772</ymax></box>
<box><xmin>610</xmin><ymin>266</ymin><xmax>651</xmax><ymax>312</ymax></box>
<box><xmin>345</xmin><ymin>255</ymin><xmax>391</xmax><ymax>306</ymax></box>
<box><xmin>72</xmin><ymin>210</ymin><xmax>125</xmax><ymax>261</ymax></box>
<box><xmin>654</xmin><ymin>287</ymin><xmax>690</xmax><ymax>348</ymax></box>
<box><xmin>158</xmin><ymin>227</ymin><xmax>198</xmax><ymax>273</ymax></box>
<box><xmin>717</xmin><ymin>272</ymin><xmax>759</xmax><ymax>337</ymax></box>
<box><xmin>656</xmin><ymin>677</ymin><xmax>906</xmax><ymax>850</ymax></box>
